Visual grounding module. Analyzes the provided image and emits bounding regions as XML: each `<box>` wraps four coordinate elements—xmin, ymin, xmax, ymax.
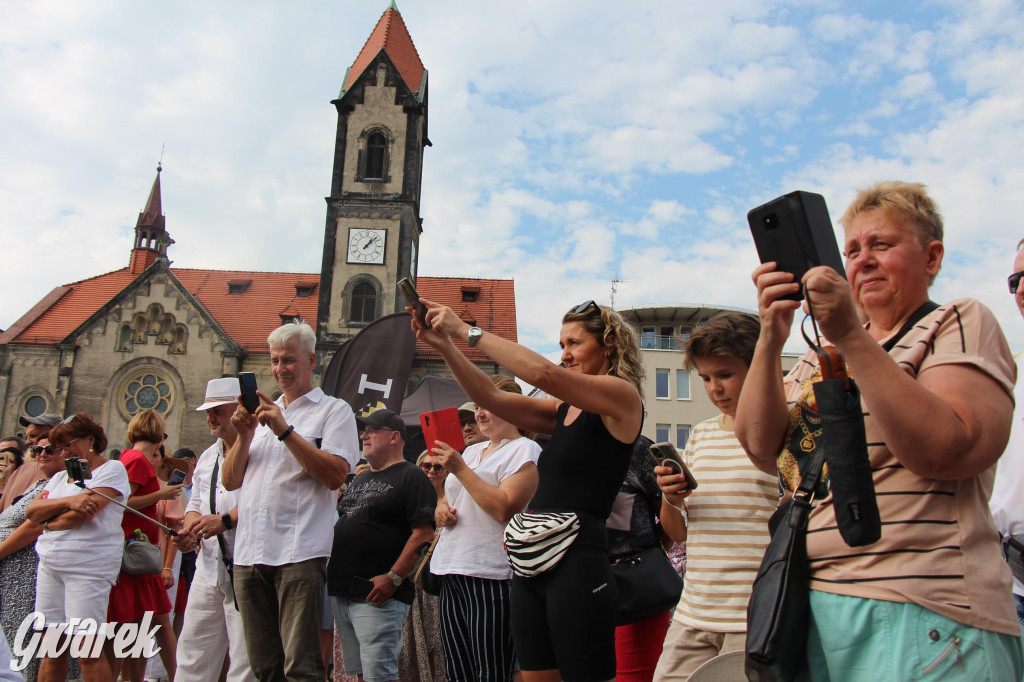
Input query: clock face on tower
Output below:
<box><xmin>347</xmin><ymin>228</ymin><xmax>386</xmax><ymax>264</ymax></box>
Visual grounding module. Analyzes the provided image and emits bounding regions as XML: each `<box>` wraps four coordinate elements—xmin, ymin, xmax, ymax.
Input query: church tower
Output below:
<box><xmin>129</xmin><ymin>164</ymin><xmax>174</xmax><ymax>275</ymax></box>
<box><xmin>317</xmin><ymin>1</ymin><xmax>428</xmax><ymax>351</ymax></box>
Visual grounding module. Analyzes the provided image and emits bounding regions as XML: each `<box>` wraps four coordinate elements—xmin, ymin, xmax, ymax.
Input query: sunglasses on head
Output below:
<box><xmin>1009</xmin><ymin>271</ymin><xmax>1024</xmax><ymax>294</ymax></box>
<box><xmin>420</xmin><ymin>463</ymin><xmax>445</xmax><ymax>472</ymax></box>
<box><xmin>571</xmin><ymin>300</ymin><xmax>598</xmax><ymax>315</ymax></box>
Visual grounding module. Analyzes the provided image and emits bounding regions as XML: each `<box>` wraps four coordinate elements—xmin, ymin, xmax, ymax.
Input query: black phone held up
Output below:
<box><xmin>747</xmin><ymin>190</ymin><xmax>845</xmax><ymax>301</ymax></box>
<box><xmin>167</xmin><ymin>469</ymin><xmax>187</xmax><ymax>486</ymax></box>
<box><xmin>238</xmin><ymin>372</ymin><xmax>259</xmax><ymax>413</ymax></box>
<box><xmin>398</xmin><ymin>277</ymin><xmax>427</xmax><ymax>323</ymax></box>
<box><xmin>650</xmin><ymin>442</ymin><xmax>698</xmax><ymax>491</ymax></box>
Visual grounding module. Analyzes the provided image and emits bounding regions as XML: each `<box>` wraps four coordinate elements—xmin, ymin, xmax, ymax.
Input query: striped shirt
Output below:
<box><xmin>782</xmin><ymin>297</ymin><xmax>1019</xmax><ymax>636</ymax></box>
<box><xmin>672</xmin><ymin>414</ymin><xmax>779</xmax><ymax>632</ymax></box>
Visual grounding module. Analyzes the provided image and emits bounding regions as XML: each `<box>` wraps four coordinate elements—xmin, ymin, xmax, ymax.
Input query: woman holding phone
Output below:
<box><xmin>412</xmin><ymin>299</ymin><xmax>644</xmax><ymax>682</ymax></box>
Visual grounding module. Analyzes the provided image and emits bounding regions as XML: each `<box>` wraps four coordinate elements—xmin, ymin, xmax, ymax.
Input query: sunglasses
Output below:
<box><xmin>361</xmin><ymin>425</ymin><xmax>394</xmax><ymax>436</ymax></box>
<box><xmin>1009</xmin><ymin>271</ymin><xmax>1024</xmax><ymax>294</ymax></box>
<box><xmin>32</xmin><ymin>445</ymin><xmax>61</xmax><ymax>457</ymax></box>
<box><xmin>571</xmin><ymin>300</ymin><xmax>598</xmax><ymax>315</ymax></box>
<box><xmin>420</xmin><ymin>463</ymin><xmax>445</xmax><ymax>472</ymax></box>
<box><xmin>460</xmin><ymin>417</ymin><xmax>477</xmax><ymax>427</ymax></box>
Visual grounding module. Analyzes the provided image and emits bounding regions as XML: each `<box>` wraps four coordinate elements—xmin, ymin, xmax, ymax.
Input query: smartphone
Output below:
<box><xmin>747</xmin><ymin>190</ymin><xmax>845</xmax><ymax>300</ymax></box>
<box><xmin>167</xmin><ymin>469</ymin><xmax>186</xmax><ymax>486</ymax></box>
<box><xmin>420</xmin><ymin>407</ymin><xmax>466</xmax><ymax>452</ymax></box>
<box><xmin>398</xmin><ymin>277</ymin><xmax>427</xmax><ymax>323</ymax></box>
<box><xmin>238</xmin><ymin>372</ymin><xmax>259</xmax><ymax>413</ymax></box>
<box><xmin>650</xmin><ymin>442</ymin><xmax>698</xmax><ymax>491</ymax></box>
<box><xmin>349</xmin><ymin>576</ymin><xmax>374</xmax><ymax>601</ymax></box>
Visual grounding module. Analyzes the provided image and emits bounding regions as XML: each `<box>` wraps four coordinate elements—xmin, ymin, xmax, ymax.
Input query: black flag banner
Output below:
<box><xmin>321</xmin><ymin>312</ymin><xmax>417</xmax><ymax>416</ymax></box>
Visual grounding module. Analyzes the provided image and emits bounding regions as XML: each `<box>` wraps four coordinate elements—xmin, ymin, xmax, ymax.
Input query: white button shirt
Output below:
<box><xmin>185</xmin><ymin>439</ymin><xmax>239</xmax><ymax>588</ymax></box>
<box><xmin>232</xmin><ymin>387</ymin><xmax>359</xmax><ymax>567</ymax></box>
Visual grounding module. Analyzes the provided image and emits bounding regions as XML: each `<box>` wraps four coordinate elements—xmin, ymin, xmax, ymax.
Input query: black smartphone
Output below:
<box><xmin>238</xmin><ymin>372</ymin><xmax>259</xmax><ymax>413</ymax></box>
<box><xmin>650</xmin><ymin>442</ymin><xmax>698</xmax><ymax>491</ymax></box>
<box><xmin>398</xmin><ymin>277</ymin><xmax>427</xmax><ymax>323</ymax></box>
<box><xmin>167</xmin><ymin>469</ymin><xmax>186</xmax><ymax>486</ymax></box>
<box><xmin>747</xmin><ymin>190</ymin><xmax>845</xmax><ymax>300</ymax></box>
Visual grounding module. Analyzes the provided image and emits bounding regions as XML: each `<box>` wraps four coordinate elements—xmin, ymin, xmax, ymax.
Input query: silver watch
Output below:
<box><xmin>387</xmin><ymin>570</ymin><xmax>403</xmax><ymax>587</ymax></box>
<box><xmin>467</xmin><ymin>326</ymin><xmax>483</xmax><ymax>348</ymax></box>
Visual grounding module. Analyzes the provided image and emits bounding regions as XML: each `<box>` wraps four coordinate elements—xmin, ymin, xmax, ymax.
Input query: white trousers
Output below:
<box><xmin>176</xmin><ymin>579</ymin><xmax>254</xmax><ymax>682</ymax></box>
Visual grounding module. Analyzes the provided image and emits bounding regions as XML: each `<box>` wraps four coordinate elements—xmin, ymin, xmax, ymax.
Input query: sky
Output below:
<box><xmin>2</xmin><ymin>0</ymin><xmax>1024</xmax><ymax>358</ymax></box>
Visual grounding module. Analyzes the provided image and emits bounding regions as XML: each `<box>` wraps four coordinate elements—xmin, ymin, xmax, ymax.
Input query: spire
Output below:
<box><xmin>340</xmin><ymin>2</ymin><xmax>425</xmax><ymax>100</ymax></box>
<box><xmin>129</xmin><ymin>164</ymin><xmax>175</xmax><ymax>275</ymax></box>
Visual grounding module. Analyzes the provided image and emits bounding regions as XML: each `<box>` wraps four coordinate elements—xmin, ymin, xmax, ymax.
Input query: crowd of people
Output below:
<box><xmin>0</xmin><ymin>179</ymin><xmax>1022</xmax><ymax>682</ymax></box>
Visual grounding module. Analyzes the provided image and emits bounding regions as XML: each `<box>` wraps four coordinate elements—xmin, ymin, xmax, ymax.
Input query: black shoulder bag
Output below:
<box><xmin>210</xmin><ymin>455</ymin><xmax>238</xmax><ymax>610</ymax></box>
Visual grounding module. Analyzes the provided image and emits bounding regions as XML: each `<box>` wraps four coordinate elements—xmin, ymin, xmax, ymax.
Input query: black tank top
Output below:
<box><xmin>529</xmin><ymin>402</ymin><xmax>636</xmax><ymax>519</ymax></box>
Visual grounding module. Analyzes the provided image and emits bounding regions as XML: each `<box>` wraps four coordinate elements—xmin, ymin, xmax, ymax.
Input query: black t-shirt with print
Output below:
<box><xmin>328</xmin><ymin>460</ymin><xmax>436</xmax><ymax>604</ymax></box>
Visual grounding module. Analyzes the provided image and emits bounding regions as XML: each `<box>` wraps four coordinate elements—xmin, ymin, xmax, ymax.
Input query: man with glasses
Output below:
<box><xmin>458</xmin><ymin>402</ymin><xmax>486</xmax><ymax>446</ymax></box>
<box><xmin>1</xmin><ymin>412</ymin><xmax>61</xmax><ymax>513</ymax></box>
<box><xmin>328</xmin><ymin>409</ymin><xmax>436</xmax><ymax>682</ymax></box>
<box><xmin>991</xmin><ymin>238</ymin><xmax>1024</xmax><ymax>637</ymax></box>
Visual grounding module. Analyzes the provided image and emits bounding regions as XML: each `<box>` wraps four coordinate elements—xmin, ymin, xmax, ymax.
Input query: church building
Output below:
<box><xmin>0</xmin><ymin>3</ymin><xmax>517</xmax><ymax>452</ymax></box>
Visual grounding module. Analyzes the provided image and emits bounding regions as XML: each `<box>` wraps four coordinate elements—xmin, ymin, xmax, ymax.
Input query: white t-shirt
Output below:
<box><xmin>185</xmin><ymin>439</ymin><xmax>239</xmax><ymax>588</ymax></box>
<box><xmin>990</xmin><ymin>353</ymin><xmax>1024</xmax><ymax>597</ymax></box>
<box><xmin>432</xmin><ymin>437</ymin><xmax>541</xmax><ymax>580</ymax></box>
<box><xmin>35</xmin><ymin>459</ymin><xmax>130</xmax><ymax>579</ymax></box>
<box><xmin>233</xmin><ymin>387</ymin><xmax>359</xmax><ymax>567</ymax></box>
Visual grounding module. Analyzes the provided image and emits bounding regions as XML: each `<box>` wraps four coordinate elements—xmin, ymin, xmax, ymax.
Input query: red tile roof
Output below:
<box><xmin>414</xmin><ymin>277</ymin><xmax>518</xmax><ymax>363</ymax></box>
<box><xmin>344</xmin><ymin>5</ymin><xmax>425</xmax><ymax>97</ymax></box>
<box><xmin>4</xmin><ymin>267</ymin><xmax>516</xmax><ymax>358</ymax></box>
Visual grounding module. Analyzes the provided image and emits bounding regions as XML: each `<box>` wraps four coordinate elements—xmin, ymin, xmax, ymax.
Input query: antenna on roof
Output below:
<box><xmin>610</xmin><ymin>279</ymin><xmax>625</xmax><ymax>309</ymax></box>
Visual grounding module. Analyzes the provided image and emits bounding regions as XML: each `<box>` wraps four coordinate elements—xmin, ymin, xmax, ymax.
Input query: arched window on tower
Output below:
<box><xmin>350</xmin><ymin>281</ymin><xmax>377</xmax><ymax>324</ymax></box>
<box><xmin>365</xmin><ymin>133</ymin><xmax>386</xmax><ymax>180</ymax></box>
<box><xmin>356</xmin><ymin>128</ymin><xmax>391</xmax><ymax>183</ymax></box>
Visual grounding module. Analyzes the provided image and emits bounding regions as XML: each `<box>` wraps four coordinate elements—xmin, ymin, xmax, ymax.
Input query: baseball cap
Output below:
<box><xmin>19</xmin><ymin>413</ymin><xmax>62</xmax><ymax>428</ymax></box>
<box><xmin>356</xmin><ymin>409</ymin><xmax>408</xmax><ymax>441</ymax></box>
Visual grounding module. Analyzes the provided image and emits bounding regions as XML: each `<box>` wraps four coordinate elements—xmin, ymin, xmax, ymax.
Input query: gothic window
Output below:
<box><xmin>350</xmin><ymin>281</ymin><xmax>377</xmax><ymax>324</ymax></box>
<box><xmin>133</xmin><ymin>314</ymin><xmax>148</xmax><ymax>344</ymax></box>
<box><xmin>356</xmin><ymin>128</ymin><xmax>391</xmax><ymax>183</ymax></box>
<box><xmin>118</xmin><ymin>324</ymin><xmax>133</xmax><ymax>351</ymax></box>
<box><xmin>169</xmin><ymin>325</ymin><xmax>188</xmax><ymax>354</ymax></box>
<box><xmin>119</xmin><ymin>371</ymin><xmax>174</xmax><ymax>418</ymax></box>
<box><xmin>147</xmin><ymin>304</ymin><xmax>164</xmax><ymax>334</ymax></box>
<box><xmin>157</xmin><ymin>314</ymin><xmax>175</xmax><ymax>344</ymax></box>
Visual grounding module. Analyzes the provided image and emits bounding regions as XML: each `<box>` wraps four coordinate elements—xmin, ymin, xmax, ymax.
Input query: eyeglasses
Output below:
<box><xmin>1009</xmin><ymin>271</ymin><xmax>1024</xmax><ymax>294</ymax></box>
<box><xmin>420</xmin><ymin>463</ymin><xmax>445</xmax><ymax>472</ymax></box>
<box><xmin>361</xmin><ymin>426</ymin><xmax>394</xmax><ymax>436</ymax></box>
<box><xmin>460</xmin><ymin>418</ymin><xmax>477</xmax><ymax>428</ymax></box>
<box><xmin>571</xmin><ymin>300</ymin><xmax>598</xmax><ymax>315</ymax></box>
<box><xmin>55</xmin><ymin>438</ymin><xmax>80</xmax><ymax>454</ymax></box>
<box><xmin>32</xmin><ymin>445</ymin><xmax>62</xmax><ymax>457</ymax></box>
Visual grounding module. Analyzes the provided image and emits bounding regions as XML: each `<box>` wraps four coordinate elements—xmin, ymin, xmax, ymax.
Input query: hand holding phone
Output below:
<box><xmin>650</xmin><ymin>442</ymin><xmax>698</xmax><ymax>491</ymax></box>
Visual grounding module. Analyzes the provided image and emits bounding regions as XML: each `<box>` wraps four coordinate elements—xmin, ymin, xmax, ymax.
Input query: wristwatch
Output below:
<box><xmin>466</xmin><ymin>326</ymin><xmax>483</xmax><ymax>348</ymax></box>
<box><xmin>221</xmin><ymin>514</ymin><xmax>234</xmax><ymax>530</ymax></box>
<box><xmin>387</xmin><ymin>570</ymin><xmax>403</xmax><ymax>587</ymax></box>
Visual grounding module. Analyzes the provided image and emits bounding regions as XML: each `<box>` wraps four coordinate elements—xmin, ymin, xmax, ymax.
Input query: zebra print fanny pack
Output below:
<box><xmin>504</xmin><ymin>511</ymin><xmax>580</xmax><ymax>577</ymax></box>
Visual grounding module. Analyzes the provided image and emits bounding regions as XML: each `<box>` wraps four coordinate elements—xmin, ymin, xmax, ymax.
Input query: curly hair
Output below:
<box><xmin>684</xmin><ymin>312</ymin><xmax>761</xmax><ymax>369</ymax></box>
<box><xmin>562</xmin><ymin>303</ymin><xmax>645</xmax><ymax>399</ymax></box>
<box><xmin>49</xmin><ymin>413</ymin><xmax>109</xmax><ymax>454</ymax></box>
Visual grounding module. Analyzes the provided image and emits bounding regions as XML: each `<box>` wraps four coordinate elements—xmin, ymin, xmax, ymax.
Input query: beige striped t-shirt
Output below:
<box><xmin>672</xmin><ymin>414</ymin><xmax>779</xmax><ymax>632</ymax></box>
<box><xmin>782</xmin><ymin>297</ymin><xmax>1019</xmax><ymax>636</ymax></box>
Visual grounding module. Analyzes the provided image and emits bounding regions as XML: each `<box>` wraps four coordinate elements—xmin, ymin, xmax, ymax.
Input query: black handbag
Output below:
<box><xmin>745</xmin><ymin>446</ymin><xmax>826</xmax><ymax>682</ymax></box>
<box><xmin>411</xmin><ymin>530</ymin><xmax>442</xmax><ymax>595</ymax></box>
<box><xmin>611</xmin><ymin>545</ymin><xmax>683</xmax><ymax>625</ymax></box>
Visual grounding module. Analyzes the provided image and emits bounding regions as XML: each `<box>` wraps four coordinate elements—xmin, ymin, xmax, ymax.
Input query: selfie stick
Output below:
<box><xmin>73</xmin><ymin>481</ymin><xmax>180</xmax><ymax>536</ymax></box>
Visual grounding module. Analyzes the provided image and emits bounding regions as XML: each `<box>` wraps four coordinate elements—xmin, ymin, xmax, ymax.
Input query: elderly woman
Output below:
<box><xmin>0</xmin><ymin>440</ymin><xmax>24</xmax><ymax>503</ymax></box>
<box><xmin>26</xmin><ymin>413</ymin><xmax>130</xmax><ymax>682</ymax></box>
<box><xmin>0</xmin><ymin>438</ymin><xmax>67</xmax><ymax>682</ymax></box>
<box><xmin>413</xmin><ymin>298</ymin><xmax>644</xmax><ymax>682</ymax></box>
<box><xmin>736</xmin><ymin>181</ymin><xmax>1022</xmax><ymax>680</ymax></box>
<box><xmin>430</xmin><ymin>374</ymin><xmax>541</xmax><ymax>681</ymax></box>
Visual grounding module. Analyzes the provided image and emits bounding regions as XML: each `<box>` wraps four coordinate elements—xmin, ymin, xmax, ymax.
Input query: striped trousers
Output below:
<box><xmin>438</xmin><ymin>574</ymin><xmax>516</xmax><ymax>682</ymax></box>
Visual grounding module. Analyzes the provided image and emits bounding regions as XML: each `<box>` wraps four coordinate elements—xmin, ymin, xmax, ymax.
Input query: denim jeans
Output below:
<box><xmin>331</xmin><ymin>595</ymin><xmax>410</xmax><ymax>682</ymax></box>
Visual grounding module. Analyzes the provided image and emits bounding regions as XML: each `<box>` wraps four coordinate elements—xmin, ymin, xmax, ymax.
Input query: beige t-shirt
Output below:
<box><xmin>673</xmin><ymin>414</ymin><xmax>779</xmax><ymax>632</ymax></box>
<box><xmin>781</xmin><ymin>298</ymin><xmax>1018</xmax><ymax>636</ymax></box>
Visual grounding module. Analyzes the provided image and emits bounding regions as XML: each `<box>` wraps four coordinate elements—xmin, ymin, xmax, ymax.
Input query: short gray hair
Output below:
<box><xmin>268</xmin><ymin>320</ymin><xmax>316</xmax><ymax>355</ymax></box>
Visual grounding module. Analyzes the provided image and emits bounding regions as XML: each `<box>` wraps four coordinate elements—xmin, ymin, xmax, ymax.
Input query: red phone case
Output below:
<box><xmin>420</xmin><ymin>407</ymin><xmax>466</xmax><ymax>452</ymax></box>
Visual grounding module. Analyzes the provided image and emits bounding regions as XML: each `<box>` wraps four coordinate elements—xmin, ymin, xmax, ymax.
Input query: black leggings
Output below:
<box><xmin>510</xmin><ymin>524</ymin><xmax>617</xmax><ymax>681</ymax></box>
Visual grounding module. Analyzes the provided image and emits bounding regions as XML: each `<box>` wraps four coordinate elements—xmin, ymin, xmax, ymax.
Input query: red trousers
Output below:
<box><xmin>615</xmin><ymin>610</ymin><xmax>673</xmax><ymax>681</ymax></box>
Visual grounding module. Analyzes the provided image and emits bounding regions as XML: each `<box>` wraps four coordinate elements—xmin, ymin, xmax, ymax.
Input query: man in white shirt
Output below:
<box><xmin>991</xmin><ymin>238</ymin><xmax>1024</xmax><ymax>637</ymax></box>
<box><xmin>223</xmin><ymin>322</ymin><xmax>359</xmax><ymax>681</ymax></box>
<box><xmin>173</xmin><ymin>378</ymin><xmax>255</xmax><ymax>681</ymax></box>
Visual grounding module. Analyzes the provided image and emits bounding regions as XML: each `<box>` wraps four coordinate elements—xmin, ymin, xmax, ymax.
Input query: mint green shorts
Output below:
<box><xmin>802</xmin><ymin>591</ymin><xmax>1024</xmax><ymax>681</ymax></box>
